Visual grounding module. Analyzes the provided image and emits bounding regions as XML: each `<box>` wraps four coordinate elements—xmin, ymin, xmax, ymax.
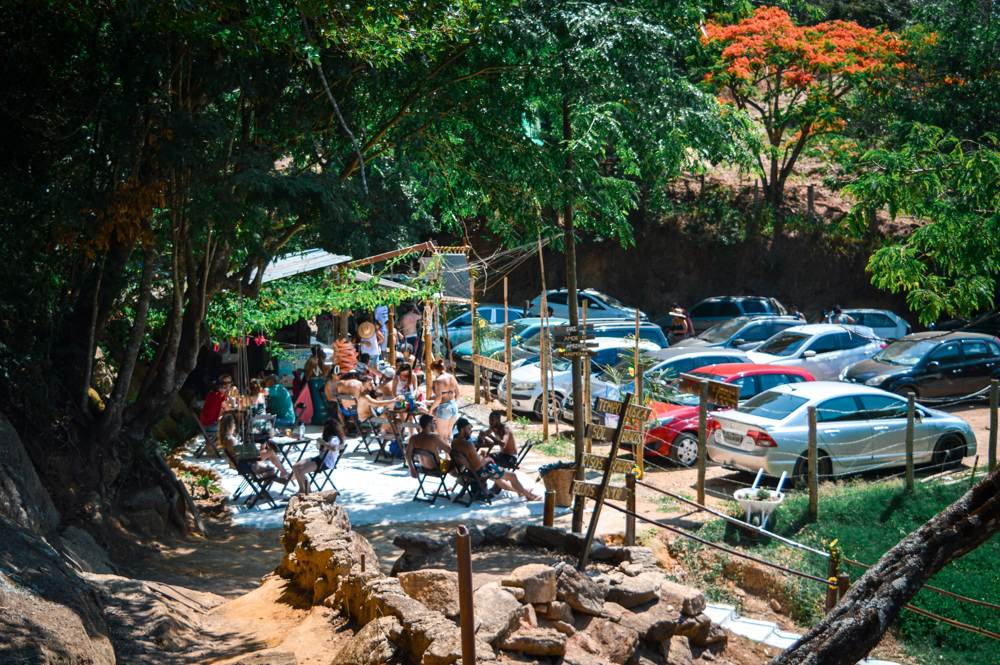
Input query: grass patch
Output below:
<box><xmin>535</xmin><ymin>435</ymin><xmax>574</xmax><ymax>458</ymax></box>
<box><xmin>656</xmin><ymin>494</ymin><xmax>678</xmax><ymax>511</ymax></box>
<box><xmin>684</xmin><ymin>479</ymin><xmax>999</xmax><ymax>665</ymax></box>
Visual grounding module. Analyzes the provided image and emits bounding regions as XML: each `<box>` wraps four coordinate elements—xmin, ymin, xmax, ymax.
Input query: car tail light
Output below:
<box><xmin>706</xmin><ymin>419</ymin><xmax>721</xmax><ymax>433</ymax></box>
<box><xmin>746</xmin><ymin>429</ymin><xmax>777</xmax><ymax>447</ymax></box>
<box><xmin>879</xmin><ymin>341</ymin><xmax>887</xmax><ymax>349</ymax></box>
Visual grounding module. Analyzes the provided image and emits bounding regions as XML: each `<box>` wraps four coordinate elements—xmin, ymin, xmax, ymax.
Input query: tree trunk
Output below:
<box><xmin>772</xmin><ymin>467</ymin><xmax>1000</xmax><ymax>665</ymax></box>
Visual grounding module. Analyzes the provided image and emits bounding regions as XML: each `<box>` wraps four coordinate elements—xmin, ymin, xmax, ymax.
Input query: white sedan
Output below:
<box><xmin>747</xmin><ymin>324</ymin><xmax>883</xmax><ymax>380</ymax></box>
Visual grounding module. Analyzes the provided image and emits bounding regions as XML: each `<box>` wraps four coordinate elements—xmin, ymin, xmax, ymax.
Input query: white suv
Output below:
<box><xmin>528</xmin><ymin>288</ymin><xmax>646</xmax><ymax>321</ymax></box>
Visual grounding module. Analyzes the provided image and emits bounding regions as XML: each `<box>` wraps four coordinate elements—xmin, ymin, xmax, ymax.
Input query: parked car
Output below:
<box><xmin>499</xmin><ymin>339</ymin><xmax>662</xmax><ymax>418</ymax></box>
<box><xmin>643</xmin><ymin>364</ymin><xmax>815</xmax><ymax>466</ymax></box>
<box><xmin>572</xmin><ymin>348</ymin><xmax>750</xmax><ymax>410</ymax></box>
<box><xmin>841</xmin><ymin>331</ymin><xmax>1000</xmax><ymax>398</ymax></box>
<box><xmin>841</xmin><ymin>309</ymin><xmax>910</xmax><ymax>340</ymax></box>
<box><xmin>452</xmin><ymin>317</ymin><xmax>568</xmax><ymax>375</ymax></box>
<box><xmin>746</xmin><ymin>324</ymin><xmax>883</xmax><ymax>380</ymax></box>
<box><xmin>707</xmin><ymin>382</ymin><xmax>975</xmax><ymax>485</ymax></box>
<box><xmin>929</xmin><ymin>311</ymin><xmax>1000</xmax><ymax>338</ymax></box>
<box><xmin>441</xmin><ymin>305</ymin><xmax>525</xmax><ymax>349</ymax></box>
<box><xmin>683</xmin><ymin>296</ymin><xmax>786</xmax><ymax>333</ymax></box>
<box><xmin>510</xmin><ymin>319</ymin><xmax>669</xmax><ymax>364</ymax></box>
<box><xmin>528</xmin><ymin>288</ymin><xmax>647</xmax><ymax>321</ymax></box>
<box><xmin>670</xmin><ymin>315</ymin><xmax>803</xmax><ymax>351</ymax></box>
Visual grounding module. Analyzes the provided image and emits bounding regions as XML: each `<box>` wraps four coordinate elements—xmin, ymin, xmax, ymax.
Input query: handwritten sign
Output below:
<box><xmin>678</xmin><ymin>374</ymin><xmax>741</xmax><ymax>409</ymax></box>
<box><xmin>472</xmin><ymin>354</ymin><xmax>508</xmax><ymax>374</ymax></box>
<box><xmin>587</xmin><ymin>424</ymin><xmax>644</xmax><ymax>446</ymax></box>
<box><xmin>582</xmin><ymin>453</ymin><xmax>638</xmax><ymax>475</ymax></box>
<box><xmin>572</xmin><ymin>481</ymin><xmax>630</xmax><ymax>502</ymax></box>
<box><xmin>594</xmin><ymin>397</ymin><xmax>652</xmax><ymax>423</ymax></box>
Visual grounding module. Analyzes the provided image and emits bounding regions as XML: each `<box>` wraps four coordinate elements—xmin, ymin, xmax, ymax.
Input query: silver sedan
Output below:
<box><xmin>708</xmin><ymin>381</ymin><xmax>975</xmax><ymax>486</ymax></box>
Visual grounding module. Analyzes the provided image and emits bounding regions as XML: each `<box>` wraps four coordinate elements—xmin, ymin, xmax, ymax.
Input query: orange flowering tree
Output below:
<box><xmin>702</xmin><ymin>6</ymin><xmax>904</xmax><ymax>233</ymax></box>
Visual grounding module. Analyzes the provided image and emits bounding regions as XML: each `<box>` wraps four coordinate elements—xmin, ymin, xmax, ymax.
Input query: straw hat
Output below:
<box><xmin>669</xmin><ymin>309</ymin><xmax>687</xmax><ymax>319</ymax></box>
<box><xmin>357</xmin><ymin>321</ymin><xmax>377</xmax><ymax>339</ymax></box>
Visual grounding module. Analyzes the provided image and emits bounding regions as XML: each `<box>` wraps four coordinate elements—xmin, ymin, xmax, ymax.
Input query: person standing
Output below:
<box><xmin>374</xmin><ymin>305</ymin><xmax>390</xmax><ymax>354</ymax></box>
<box><xmin>427</xmin><ymin>359</ymin><xmax>459</xmax><ymax>441</ymax></box>
<box><xmin>399</xmin><ymin>306</ymin><xmax>421</xmax><ymax>358</ymax></box>
<box><xmin>357</xmin><ymin>320</ymin><xmax>382</xmax><ymax>364</ymax></box>
<box><xmin>263</xmin><ymin>375</ymin><xmax>296</xmax><ymax>427</ymax></box>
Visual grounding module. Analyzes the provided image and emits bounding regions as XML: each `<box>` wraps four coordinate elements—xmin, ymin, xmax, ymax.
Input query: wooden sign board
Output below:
<box><xmin>473</xmin><ymin>354</ymin><xmax>508</xmax><ymax>374</ymax></box>
<box><xmin>572</xmin><ymin>480</ymin><xmax>630</xmax><ymax>502</ymax></box>
<box><xmin>582</xmin><ymin>453</ymin><xmax>638</xmax><ymax>475</ymax></box>
<box><xmin>587</xmin><ymin>424</ymin><xmax>644</xmax><ymax>446</ymax></box>
<box><xmin>553</xmin><ymin>324</ymin><xmax>594</xmax><ymax>336</ymax></box>
<box><xmin>594</xmin><ymin>397</ymin><xmax>652</xmax><ymax>421</ymax></box>
<box><xmin>678</xmin><ymin>374</ymin><xmax>740</xmax><ymax>409</ymax></box>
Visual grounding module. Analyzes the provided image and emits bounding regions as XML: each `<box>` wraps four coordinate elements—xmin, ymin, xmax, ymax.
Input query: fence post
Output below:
<box><xmin>807</xmin><ymin>184</ymin><xmax>815</xmax><ymax>217</ymax></box>
<box><xmin>543</xmin><ymin>490</ymin><xmax>555</xmax><ymax>527</ymax></box>
<box><xmin>456</xmin><ymin>525</ymin><xmax>476</xmax><ymax>665</ymax></box>
<box><xmin>697</xmin><ymin>381</ymin><xmax>709</xmax><ymax>506</ymax></box>
<box><xmin>625</xmin><ymin>473</ymin><xmax>636</xmax><ymax>547</ymax></box>
<box><xmin>990</xmin><ymin>379</ymin><xmax>998</xmax><ymax>472</ymax></box>
<box><xmin>808</xmin><ymin>405</ymin><xmax>818</xmax><ymax>518</ymax></box>
<box><xmin>824</xmin><ymin>539</ymin><xmax>841</xmax><ymax>612</ymax></box>
<box><xmin>905</xmin><ymin>392</ymin><xmax>915</xmax><ymax>491</ymax></box>
<box><xmin>837</xmin><ymin>573</ymin><xmax>851</xmax><ymax>603</ymax></box>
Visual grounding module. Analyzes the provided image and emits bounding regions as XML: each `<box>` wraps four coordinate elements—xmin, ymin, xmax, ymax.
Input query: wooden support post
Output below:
<box><xmin>423</xmin><ymin>302</ymin><xmax>434</xmax><ymax>397</ymax></box>
<box><xmin>807</xmin><ymin>184</ymin><xmax>815</xmax><ymax>217</ymax></box>
<box><xmin>583</xmin><ymin>301</ymin><xmax>591</xmax><ymax>453</ymax></box>
<box><xmin>471</xmin><ymin>275</ymin><xmax>479</xmax><ymax>405</ymax></box>
<box><xmin>905</xmin><ymin>392</ymin><xmax>915</xmax><ymax>490</ymax></box>
<box><xmin>501</xmin><ymin>277</ymin><xmax>512</xmax><ymax>419</ymax></box>
<box><xmin>578</xmin><ymin>393</ymin><xmax>633</xmax><ymax>571</ymax></box>
<box><xmin>697</xmin><ymin>380</ymin><xmax>709</xmax><ymax>506</ymax></box>
<box><xmin>808</xmin><ymin>405</ymin><xmax>818</xmax><ymax>518</ymax></box>
<box><xmin>837</xmin><ymin>573</ymin><xmax>851</xmax><ymax>603</ymax></box>
<box><xmin>625</xmin><ymin>473</ymin><xmax>636</xmax><ymax>547</ymax></box>
<box><xmin>990</xmin><ymin>379</ymin><xmax>998</xmax><ymax>472</ymax></box>
<box><xmin>540</xmin><ymin>310</ymin><xmax>549</xmax><ymax>441</ymax></box>
<box><xmin>441</xmin><ymin>300</ymin><xmax>455</xmax><ymax>372</ymax></box>
<box><xmin>387</xmin><ymin>305</ymin><xmax>397</xmax><ymax>366</ymax></box>
<box><xmin>543</xmin><ymin>490</ymin><xmax>555</xmax><ymax>527</ymax></box>
<box><xmin>824</xmin><ymin>556</ymin><xmax>840</xmax><ymax>612</ymax></box>
<box><xmin>456</xmin><ymin>525</ymin><xmax>475</xmax><ymax>665</ymax></box>
<box><xmin>634</xmin><ymin>309</ymin><xmax>644</xmax><ymax>477</ymax></box>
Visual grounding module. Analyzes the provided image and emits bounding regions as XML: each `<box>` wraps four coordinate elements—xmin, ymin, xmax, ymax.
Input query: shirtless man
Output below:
<box><xmin>477</xmin><ymin>410</ymin><xmax>518</xmax><ymax>468</ymax></box>
<box><xmin>451</xmin><ymin>418</ymin><xmax>538</xmax><ymax>500</ymax></box>
<box><xmin>405</xmin><ymin>414</ymin><xmax>451</xmax><ymax>478</ymax></box>
<box><xmin>427</xmin><ymin>359</ymin><xmax>459</xmax><ymax>441</ymax></box>
<box><xmin>399</xmin><ymin>307</ymin><xmax>421</xmax><ymax>353</ymax></box>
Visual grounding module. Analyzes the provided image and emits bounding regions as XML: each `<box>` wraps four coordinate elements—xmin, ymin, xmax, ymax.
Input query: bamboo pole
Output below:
<box><xmin>423</xmin><ymin>302</ymin><xmax>433</xmax><ymax>398</ymax></box>
<box><xmin>504</xmin><ymin>278</ymin><xmax>512</xmax><ymax>421</ymax></box>
<box><xmin>537</xmin><ymin>234</ymin><xmax>549</xmax><ymax>441</ymax></box>
<box><xmin>635</xmin><ymin>308</ymin><xmax>644</xmax><ymax>477</ymax></box>
<box><xmin>583</xmin><ymin>300</ymin><xmax>591</xmax><ymax>453</ymax></box>
<box><xmin>387</xmin><ymin>305</ymin><xmax>397</xmax><ymax>366</ymax></box>
<box><xmin>471</xmin><ymin>274</ymin><xmax>479</xmax><ymax>405</ymax></box>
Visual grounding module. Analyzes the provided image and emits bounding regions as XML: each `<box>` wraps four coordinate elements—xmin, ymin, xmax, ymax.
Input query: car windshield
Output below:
<box><xmin>874</xmin><ymin>339</ymin><xmax>939</xmax><ymax>366</ymax></box>
<box><xmin>756</xmin><ymin>331</ymin><xmax>810</xmax><ymax>356</ymax></box>
<box><xmin>698</xmin><ymin>318</ymin><xmax>749</xmax><ymax>343</ymax></box>
<box><xmin>594</xmin><ymin>292</ymin><xmax>630</xmax><ymax>309</ymax></box>
<box><xmin>511</xmin><ymin>320</ymin><xmax>536</xmax><ymax>336</ymax></box>
<box><xmin>550</xmin><ymin>357</ymin><xmax>571</xmax><ymax>372</ymax></box>
<box><xmin>737</xmin><ymin>391</ymin><xmax>807</xmax><ymax>421</ymax></box>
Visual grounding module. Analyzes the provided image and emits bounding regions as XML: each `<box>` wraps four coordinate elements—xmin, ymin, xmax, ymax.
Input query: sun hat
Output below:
<box><xmin>357</xmin><ymin>321</ymin><xmax>377</xmax><ymax>339</ymax></box>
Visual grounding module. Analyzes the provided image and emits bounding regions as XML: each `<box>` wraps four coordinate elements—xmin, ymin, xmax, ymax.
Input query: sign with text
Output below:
<box><xmin>472</xmin><ymin>354</ymin><xmax>508</xmax><ymax>373</ymax></box>
<box><xmin>587</xmin><ymin>424</ymin><xmax>644</xmax><ymax>446</ymax></box>
<box><xmin>594</xmin><ymin>397</ymin><xmax>652</xmax><ymax>423</ymax></box>
<box><xmin>678</xmin><ymin>374</ymin><xmax>740</xmax><ymax>409</ymax></box>
<box><xmin>572</xmin><ymin>480</ymin><xmax>630</xmax><ymax>502</ymax></box>
<box><xmin>582</xmin><ymin>453</ymin><xmax>638</xmax><ymax>475</ymax></box>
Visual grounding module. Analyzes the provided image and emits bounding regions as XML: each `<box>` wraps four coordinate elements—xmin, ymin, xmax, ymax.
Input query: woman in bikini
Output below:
<box><xmin>427</xmin><ymin>359</ymin><xmax>460</xmax><ymax>441</ymax></box>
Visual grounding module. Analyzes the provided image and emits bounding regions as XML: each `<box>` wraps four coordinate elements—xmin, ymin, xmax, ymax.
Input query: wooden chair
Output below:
<box><xmin>222</xmin><ymin>447</ymin><xmax>279</xmax><ymax>509</ymax></box>
<box><xmin>411</xmin><ymin>449</ymin><xmax>451</xmax><ymax>504</ymax></box>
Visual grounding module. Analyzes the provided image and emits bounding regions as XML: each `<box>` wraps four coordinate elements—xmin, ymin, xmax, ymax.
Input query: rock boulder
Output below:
<box><xmin>398</xmin><ymin>569</ymin><xmax>460</xmax><ymax>619</ymax></box>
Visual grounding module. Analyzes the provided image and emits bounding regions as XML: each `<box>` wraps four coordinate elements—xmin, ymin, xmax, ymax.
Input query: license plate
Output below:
<box><xmin>722</xmin><ymin>430</ymin><xmax>743</xmax><ymax>446</ymax></box>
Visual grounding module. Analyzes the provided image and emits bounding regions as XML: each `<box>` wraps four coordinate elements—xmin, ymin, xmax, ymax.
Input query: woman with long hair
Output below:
<box><xmin>291</xmin><ymin>418</ymin><xmax>345</xmax><ymax>493</ymax></box>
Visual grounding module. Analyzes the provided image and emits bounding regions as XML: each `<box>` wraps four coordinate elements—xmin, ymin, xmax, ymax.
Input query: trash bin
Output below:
<box><xmin>539</xmin><ymin>462</ymin><xmax>577</xmax><ymax>507</ymax></box>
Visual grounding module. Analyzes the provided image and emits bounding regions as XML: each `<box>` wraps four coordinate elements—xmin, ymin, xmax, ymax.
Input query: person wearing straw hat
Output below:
<box><xmin>357</xmin><ymin>319</ymin><xmax>382</xmax><ymax>364</ymax></box>
<box><xmin>668</xmin><ymin>305</ymin><xmax>694</xmax><ymax>344</ymax></box>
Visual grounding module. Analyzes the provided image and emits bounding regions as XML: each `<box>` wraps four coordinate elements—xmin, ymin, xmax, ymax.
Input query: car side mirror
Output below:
<box><xmin>926</xmin><ymin>360</ymin><xmax>940</xmax><ymax>370</ymax></box>
<box><xmin>731</xmin><ymin>338</ymin><xmax>745</xmax><ymax>347</ymax></box>
<box><xmin>802</xmin><ymin>350</ymin><xmax>817</xmax><ymax>359</ymax></box>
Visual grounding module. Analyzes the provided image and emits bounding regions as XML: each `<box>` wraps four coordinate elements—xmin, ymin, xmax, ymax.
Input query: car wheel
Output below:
<box><xmin>669</xmin><ymin>433</ymin><xmax>699</xmax><ymax>467</ymax></box>
<box><xmin>891</xmin><ymin>385</ymin><xmax>919</xmax><ymax>399</ymax></box>
<box><xmin>792</xmin><ymin>454</ymin><xmax>832</xmax><ymax>489</ymax></box>
<box><xmin>533</xmin><ymin>393</ymin><xmax>563</xmax><ymax>421</ymax></box>
<box><xmin>932</xmin><ymin>435</ymin><xmax>966</xmax><ymax>470</ymax></box>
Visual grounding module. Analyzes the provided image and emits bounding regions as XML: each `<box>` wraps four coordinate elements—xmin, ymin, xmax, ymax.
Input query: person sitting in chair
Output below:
<box><xmin>477</xmin><ymin>410</ymin><xmax>519</xmax><ymax>468</ymax></box>
<box><xmin>218</xmin><ymin>414</ymin><xmax>290</xmax><ymax>482</ymax></box>
<box><xmin>451</xmin><ymin>419</ymin><xmax>538</xmax><ymax>501</ymax></box>
<box><xmin>263</xmin><ymin>375</ymin><xmax>295</xmax><ymax>428</ymax></box>
<box><xmin>291</xmin><ymin>418</ymin><xmax>344</xmax><ymax>493</ymax></box>
<box><xmin>405</xmin><ymin>414</ymin><xmax>451</xmax><ymax>478</ymax></box>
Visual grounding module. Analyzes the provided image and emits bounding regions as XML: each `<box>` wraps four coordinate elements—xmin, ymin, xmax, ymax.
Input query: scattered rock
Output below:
<box><xmin>619</xmin><ymin>562</ymin><xmax>643</xmax><ymax>577</ymax></box>
<box><xmin>397</xmin><ymin>569</ymin><xmax>460</xmax><ymax>619</ymax></box>
<box><xmin>657</xmin><ymin>580</ymin><xmax>706</xmax><ymax>617</ymax></box>
<box><xmin>616</xmin><ymin>600</ymin><xmax>680</xmax><ymax>643</ymax></box>
<box><xmin>605</xmin><ymin>572</ymin><xmax>662</xmax><ymax>608</ymax></box>
<box><xmin>60</xmin><ymin>525</ymin><xmax>116</xmax><ymax>574</ymax></box>
<box><xmin>525</xmin><ymin>525</ymin><xmax>569</xmax><ymax>550</ymax></box>
<box><xmin>539</xmin><ymin>600</ymin><xmax>574</xmax><ymax>623</ymax></box>
<box><xmin>504</xmin><ymin>564</ymin><xmax>556</xmax><ymax>604</ymax></box>
<box><xmin>622</xmin><ymin>546</ymin><xmax>659</xmax><ymax>572</ymax></box>
<box><xmin>474</xmin><ymin>583</ymin><xmax>524</xmax><ymax>645</ymax></box>
<box><xmin>664</xmin><ymin>636</ymin><xmax>694</xmax><ymax>665</ymax></box>
<box><xmin>554</xmin><ymin>563</ymin><xmax>605</xmax><ymax>615</ymax></box>
<box><xmin>602</xmin><ymin>601</ymin><xmax>626</xmax><ymax>622</ymax></box>
<box><xmin>231</xmin><ymin>651</ymin><xmax>298</xmax><ymax>665</ymax></box>
<box><xmin>550</xmin><ymin>620</ymin><xmax>575</xmax><ymax>636</ymax></box>
<box><xmin>582</xmin><ymin>617</ymin><xmax>640</xmax><ymax>664</ymax></box>
<box><xmin>520</xmin><ymin>602</ymin><xmax>538</xmax><ymax>627</ymax></box>
<box><xmin>499</xmin><ymin>626</ymin><xmax>567</xmax><ymax>657</ymax></box>
<box><xmin>674</xmin><ymin>613</ymin><xmax>726</xmax><ymax>647</ymax></box>
<box><xmin>483</xmin><ymin>522</ymin><xmax>512</xmax><ymax>544</ymax></box>
<box><xmin>769</xmin><ymin>598</ymin><xmax>782</xmax><ymax>613</ymax></box>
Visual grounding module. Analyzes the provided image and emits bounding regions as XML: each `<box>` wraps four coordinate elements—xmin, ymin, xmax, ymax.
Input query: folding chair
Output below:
<box><xmin>450</xmin><ymin>454</ymin><xmax>493</xmax><ymax>507</ymax></box>
<box><xmin>337</xmin><ymin>398</ymin><xmax>374</xmax><ymax>451</ymax></box>
<box><xmin>190</xmin><ymin>407</ymin><xmax>218</xmax><ymax>458</ymax></box>
<box><xmin>309</xmin><ymin>446</ymin><xmax>339</xmax><ymax>492</ymax></box>
<box><xmin>411</xmin><ymin>449</ymin><xmax>451</xmax><ymax>504</ymax></box>
<box><xmin>496</xmin><ymin>439</ymin><xmax>536</xmax><ymax>472</ymax></box>
<box><xmin>223</xmin><ymin>447</ymin><xmax>278</xmax><ymax>509</ymax></box>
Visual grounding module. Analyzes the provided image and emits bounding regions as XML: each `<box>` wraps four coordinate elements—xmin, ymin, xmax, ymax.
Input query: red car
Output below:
<box><xmin>644</xmin><ymin>364</ymin><xmax>815</xmax><ymax>466</ymax></box>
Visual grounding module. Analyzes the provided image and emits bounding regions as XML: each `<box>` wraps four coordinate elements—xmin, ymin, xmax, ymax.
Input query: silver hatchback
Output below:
<box><xmin>708</xmin><ymin>382</ymin><xmax>975</xmax><ymax>485</ymax></box>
